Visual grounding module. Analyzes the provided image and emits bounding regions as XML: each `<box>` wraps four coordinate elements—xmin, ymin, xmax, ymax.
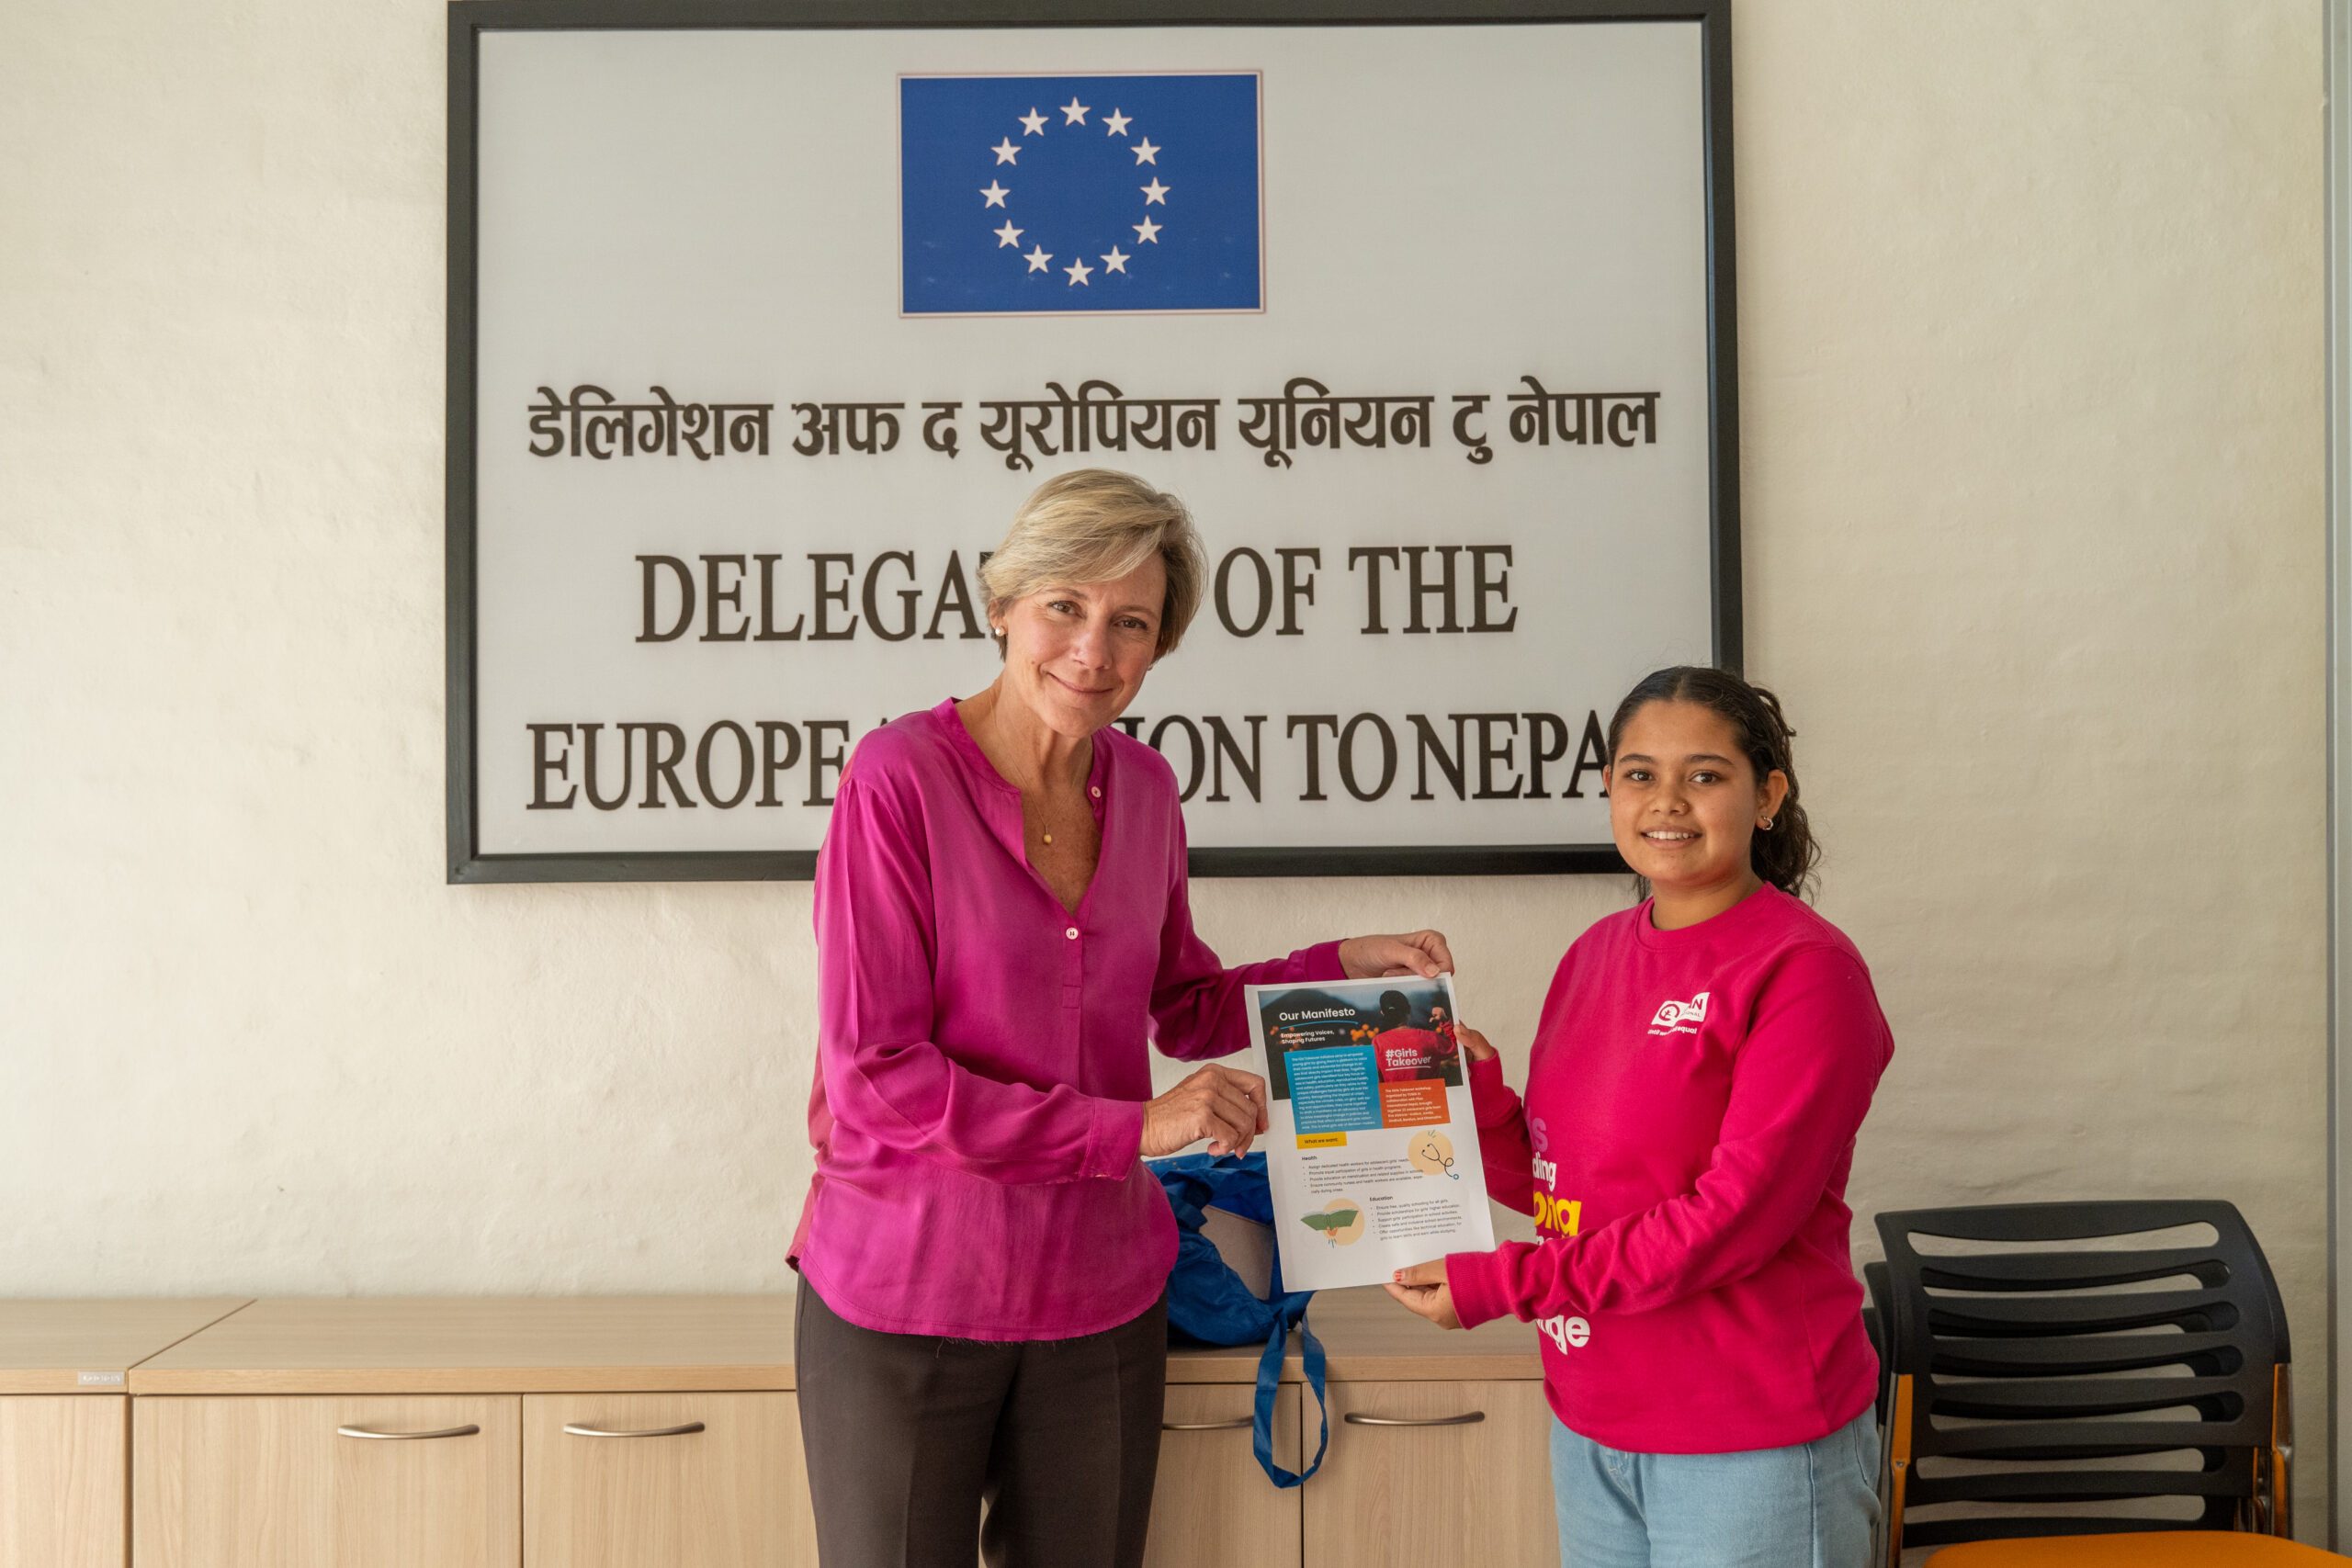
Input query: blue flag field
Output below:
<box><xmin>899</xmin><ymin>72</ymin><xmax>1263</xmax><ymax>315</ymax></box>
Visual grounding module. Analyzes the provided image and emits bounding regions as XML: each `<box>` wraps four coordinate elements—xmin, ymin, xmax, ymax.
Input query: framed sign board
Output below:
<box><xmin>447</xmin><ymin>0</ymin><xmax>1738</xmax><ymax>882</ymax></box>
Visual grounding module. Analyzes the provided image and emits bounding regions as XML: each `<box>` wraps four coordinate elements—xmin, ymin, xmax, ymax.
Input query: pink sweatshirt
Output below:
<box><xmin>1375</xmin><ymin>1025</ymin><xmax>1450</xmax><ymax>1082</ymax></box>
<box><xmin>1444</xmin><ymin>886</ymin><xmax>1893</xmax><ymax>1453</ymax></box>
<box><xmin>789</xmin><ymin>700</ymin><xmax>1342</xmax><ymax>1341</ymax></box>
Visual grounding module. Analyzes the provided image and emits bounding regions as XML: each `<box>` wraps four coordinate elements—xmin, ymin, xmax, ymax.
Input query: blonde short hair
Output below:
<box><xmin>979</xmin><ymin>468</ymin><xmax>1207</xmax><ymax>658</ymax></box>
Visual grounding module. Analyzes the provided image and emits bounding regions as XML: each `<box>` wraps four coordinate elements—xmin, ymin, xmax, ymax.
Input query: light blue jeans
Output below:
<box><xmin>1550</xmin><ymin>1406</ymin><xmax>1881</xmax><ymax>1568</ymax></box>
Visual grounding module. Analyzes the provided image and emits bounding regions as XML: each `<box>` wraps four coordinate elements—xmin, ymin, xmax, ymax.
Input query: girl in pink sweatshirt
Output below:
<box><xmin>1389</xmin><ymin>667</ymin><xmax>1894</xmax><ymax>1567</ymax></box>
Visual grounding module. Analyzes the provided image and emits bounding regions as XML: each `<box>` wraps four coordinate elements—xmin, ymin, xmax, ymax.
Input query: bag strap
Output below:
<box><xmin>1250</xmin><ymin>1303</ymin><xmax>1329</xmax><ymax>1489</ymax></box>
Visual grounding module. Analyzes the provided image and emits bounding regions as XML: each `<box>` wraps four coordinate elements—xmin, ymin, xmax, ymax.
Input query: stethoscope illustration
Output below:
<box><xmin>1417</xmin><ymin>1136</ymin><xmax>1460</xmax><ymax>1179</ymax></box>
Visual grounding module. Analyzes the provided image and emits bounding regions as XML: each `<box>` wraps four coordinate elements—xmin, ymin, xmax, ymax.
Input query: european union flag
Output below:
<box><xmin>899</xmin><ymin>73</ymin><xmax>1262</xmax><ymax>315</ymax></box>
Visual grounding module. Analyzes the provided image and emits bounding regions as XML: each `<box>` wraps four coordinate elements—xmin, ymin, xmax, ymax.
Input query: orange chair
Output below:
<box><xmin>1928</xmin><ymin>1535</ymin><xmax>2346</xmax><ymax>1565</ymax></box>
<box><xmin>1872</xmin><ymin>1201</ymin><xmax>2306</xmax><ymax>1566</ymax></box>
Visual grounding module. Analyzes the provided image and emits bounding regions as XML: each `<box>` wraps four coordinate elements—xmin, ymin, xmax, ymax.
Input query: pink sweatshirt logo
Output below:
<box><xmin>1537</xmin><ymin>1314</ymin><xmax>1591</xmax><ymax>1352</ymax></box>
<box><xmin>1647</xmin><ymin>990</ymin><xmax>1711</xmax><ymax>1036</ymax></box>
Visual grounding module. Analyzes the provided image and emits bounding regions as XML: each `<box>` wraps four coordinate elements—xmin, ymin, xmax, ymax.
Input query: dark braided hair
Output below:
<box><xmin>1604</xmin><ymin>666</ymin><xmax>1819</xmax><ymax>902</ymax></box>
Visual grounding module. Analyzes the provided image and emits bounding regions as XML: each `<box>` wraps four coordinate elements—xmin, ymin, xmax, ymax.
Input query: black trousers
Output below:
<box><xmin>794</xmin><ymin>1280</ymin><xmax>1170</xmax><ymax>1568</ymax></box>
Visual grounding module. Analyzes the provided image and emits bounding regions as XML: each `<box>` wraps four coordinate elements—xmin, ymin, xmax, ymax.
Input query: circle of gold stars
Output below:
<box><xmin>981</xmin><ymin>96</ymin><xmax>1168</xmax><ymax>288</ymax></box>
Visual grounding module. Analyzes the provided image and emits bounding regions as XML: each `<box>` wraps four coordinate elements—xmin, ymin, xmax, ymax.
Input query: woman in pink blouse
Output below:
<box><xmin>789</xmin><ymin>468</ymin><xmax>1452</xmax><ymax>1568</ymax></box>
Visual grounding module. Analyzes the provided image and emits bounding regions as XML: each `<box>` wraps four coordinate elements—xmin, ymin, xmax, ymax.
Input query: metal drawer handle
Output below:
<box><xmin>1161</xmin><ymin>1416</ymin><xmax>1254</xmax><ymax>1431</ymax></box>
<box><xmin>1343</xmin><ymin>1411</ymin><xmax>1486</xmax><ymax>1427</ymax></box>
<box><xmin>336</xmin><ymin>1424</ymin><xmax>481</xmax><ymax>1441</ymax></box>
<box><xmin>562</xmin><ymin>1421</ymin><xmax>707</xmax><ymax>1438</ymax></box>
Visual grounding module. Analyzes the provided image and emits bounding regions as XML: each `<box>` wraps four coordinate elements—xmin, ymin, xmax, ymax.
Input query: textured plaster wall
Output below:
<box><xmin>0</xmin><ymin>0</ymin><xmax>2329</xmax><ymax>1541</ymax></box>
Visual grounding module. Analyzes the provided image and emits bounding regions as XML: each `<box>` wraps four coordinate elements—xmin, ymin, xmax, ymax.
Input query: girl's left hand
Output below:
<box><xmin>1339</xmin><ymin>931</ymin><xmax>1453</xmax><ymax>979</ymax></box>
<box><xmin>1385</xmin><ymin>1260</ymin><xmax>1462</xmax><ymax>1330</ymax></box>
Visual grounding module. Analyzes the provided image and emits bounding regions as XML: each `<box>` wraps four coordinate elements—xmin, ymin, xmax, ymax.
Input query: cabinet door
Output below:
<box><xmin>524</xmin><ymin>1391</ymin><xmax>815</xmax><ymax>1568</ymax></box>
<box><xmin>0</xmin><ymin>1395</ymin><xmax>124</xmax><ymax>1568</ymax></box>
<box><xmin>1146</xmin><ymin>1382</ymin><xmax>1301</xmax><ymax>1568</ymax></box>
<box><xmin>1304</xmin><ymin>1380</ymin><xmax>1556</xmax><ymax>1568</ymax></box>
<box><xmin>131</xmin><ymin>1395</ymin><xmax>520</xmax><ymax>1568</ymax></box>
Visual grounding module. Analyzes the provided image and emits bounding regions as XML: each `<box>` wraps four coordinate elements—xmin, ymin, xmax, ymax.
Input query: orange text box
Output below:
<box><xmin>1378</xmin><ymin>1079</ymin><xmax>1449</xmax><ymax>1129</ymax></box>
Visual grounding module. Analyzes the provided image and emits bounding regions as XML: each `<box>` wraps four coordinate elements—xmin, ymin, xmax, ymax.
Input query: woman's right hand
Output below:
<box><xmin>1143</xmin><ymin>1065</ymin><xmax>1270</xmax><ymax>1158</ymax></box>
<box><xmin>1455</xmin><ymin>1026</ymin><xmax>1499</xmax><ymax>1063</ymax></box>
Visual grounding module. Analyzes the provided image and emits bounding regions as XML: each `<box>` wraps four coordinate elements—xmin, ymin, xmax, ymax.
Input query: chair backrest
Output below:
<box><xmin>1872</xmin><ymin>1200</ymin><xmax>2290</xmax><ymax>1560</ymax></box>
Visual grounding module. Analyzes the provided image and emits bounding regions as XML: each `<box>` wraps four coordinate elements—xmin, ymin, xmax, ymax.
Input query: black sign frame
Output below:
<box><xmin>446</xmin><ymin>0</ymin><xmax>1740</xmax><ymax>883</ymax></box>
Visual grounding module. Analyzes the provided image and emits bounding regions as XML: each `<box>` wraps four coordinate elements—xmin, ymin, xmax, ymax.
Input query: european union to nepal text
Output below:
<box><xmin>525</xmin><ymin>541</ymin><xmax>1613</xmax><ymax>813</ymax></box>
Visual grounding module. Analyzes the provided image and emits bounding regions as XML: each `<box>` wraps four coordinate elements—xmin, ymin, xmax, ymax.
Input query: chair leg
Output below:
<box><xmin>1883</xmin><ymin>1375</ymin><xmax>1914</xmax><ymax>1568</ymax></box>
<box><xmin>2270</xmin><ymin>1364</ymin><xmax>2293</xmax><ymax>1539</ymax></box>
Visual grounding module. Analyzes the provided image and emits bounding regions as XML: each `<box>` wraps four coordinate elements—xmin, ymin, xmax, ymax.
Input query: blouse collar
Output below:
<box><xmin>930</xmin><ymin>696</ymin><xmax>1114</xmax><ymax>804</ymax></box>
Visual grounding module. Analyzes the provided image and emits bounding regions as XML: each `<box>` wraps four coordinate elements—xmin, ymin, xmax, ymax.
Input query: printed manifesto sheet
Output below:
<box><xmin>1242</xmin><ymin>975</ymin><xmax>1495</xmax><ymax>1291</ymax></box>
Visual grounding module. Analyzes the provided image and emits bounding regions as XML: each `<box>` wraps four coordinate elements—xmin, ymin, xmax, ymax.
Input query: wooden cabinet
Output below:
<box><xmin>1146</xmin><ymin>1382</ymin><xmax>1302</xmax><ymax>1568</ymax></box>
<box><xmin>0</xmin><ymin>1297</ymin><xmax>247</xmax><ymax>1568</ymax></box>
<box><xmin>126</xmin><ymin>1389</ymin><xmax>818</xmax><ymax>1568</ymax></box>
<box><xmin>125</xmin><ymin>1297</ymin><xmax>810</xmax><ymax>1568</ymax></box>
<box><xmin>131</xmin><ymin>1395</ymin><xmax>520</xmax><ymax>1568</ymax></box>
<box><xmin>1155</xmin><ymin>1292</ymin><xmax>1552</xmax><ymax>1568</ymax></box>
<box><xmin>0</xmin><ymin>1395</ymin><xmax>125</xmax><ymax>1568</ymax></box>
<box><xmin>55</xmin><ymin>1289</ymin><xmax>1546</xmax><ymax>1568</ymax></box>
<box><xmin>1305</xmin><ymin>1379</ymin><xmax>1557</xmax><ymax>1568</ymax></box>
<box><xmin>524</xmin><ymin>1392</ymin><xmax>815</xmax><ymax>1568</ymax></box>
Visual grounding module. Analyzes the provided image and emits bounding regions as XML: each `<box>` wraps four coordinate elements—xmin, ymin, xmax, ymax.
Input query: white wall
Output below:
<box><xmin>1</xmin><ymin>0</ymin><xmax>2328</xmax><ymax>1540</ymax></box>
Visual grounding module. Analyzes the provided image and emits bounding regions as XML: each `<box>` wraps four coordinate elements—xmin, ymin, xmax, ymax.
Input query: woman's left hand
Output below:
<box><xmin>1338</xmin><ymin>931</ymin><xmax>1453</xmax><ymax>979</ymax></box>
<box><xmin>1385</xmin><ymin>1260</ymin><xmax>1462</xmax><ymax>1330</ymax></box>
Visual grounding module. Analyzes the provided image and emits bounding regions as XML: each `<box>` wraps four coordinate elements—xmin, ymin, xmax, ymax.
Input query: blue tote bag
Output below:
<box><xmin>1148</xmin><ymin>1152</ymin><xmax>1329</xmax><ymax>1488</ymax></box>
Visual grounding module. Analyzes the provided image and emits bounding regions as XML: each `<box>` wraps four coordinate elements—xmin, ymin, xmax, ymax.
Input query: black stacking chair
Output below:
<box><xmin>1865</xmin><ymin>1258</ymin><xmax>1894</xmax><ymax>1424</ymax></box>
<box><xmin>1872</xmin><ymin>1201</ymin><xmax>2295</xmax><ymax>1567</ymax></box>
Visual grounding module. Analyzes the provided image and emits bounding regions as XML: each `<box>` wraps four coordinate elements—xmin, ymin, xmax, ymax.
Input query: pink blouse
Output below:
<box><xmin>789</xmin><ymin>699</ymin><xmax>1342</xmax><ymax>1340</ymax></box>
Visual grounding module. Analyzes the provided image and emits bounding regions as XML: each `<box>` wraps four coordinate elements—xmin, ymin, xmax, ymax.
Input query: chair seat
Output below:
<box><xmin>1928</xmin><ymin>1532</ymin><xmax>2347</xmax><ymax>1566</ymax></box>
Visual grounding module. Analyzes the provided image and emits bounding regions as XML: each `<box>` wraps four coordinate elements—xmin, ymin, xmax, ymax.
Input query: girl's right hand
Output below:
<box><xmin>1455</xmin><ymin>1025</ymin><xmax>1499</xmax><ymax>1063</ymax></box>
